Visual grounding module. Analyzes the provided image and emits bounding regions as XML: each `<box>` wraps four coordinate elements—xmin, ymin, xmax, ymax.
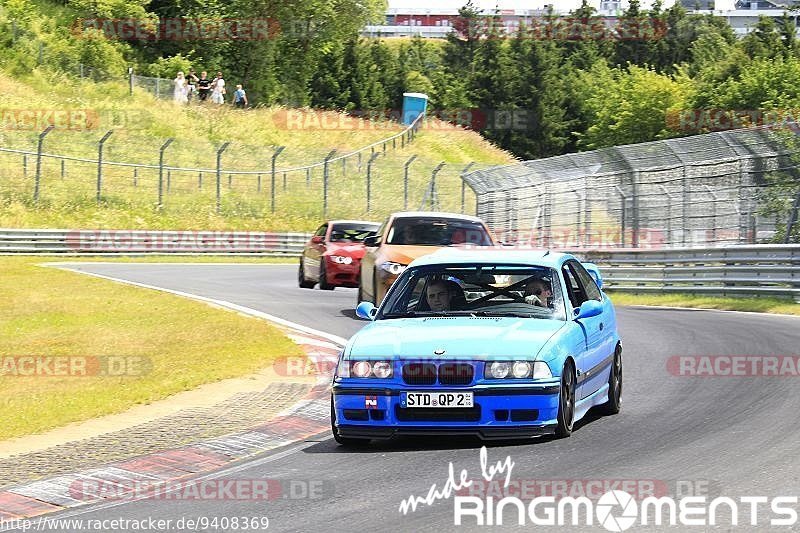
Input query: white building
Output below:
<box><xmin>363</xmin><ymin>0</ymin><xmax>798</xmax><ymax>37</ymax></box>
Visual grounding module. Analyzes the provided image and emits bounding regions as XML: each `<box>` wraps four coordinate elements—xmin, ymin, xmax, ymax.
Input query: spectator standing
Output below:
<box><xmin>233</xmin><ymin>84</ymin><xmax>248</xmax><ymax>108</ymax></box>
<box><xmin>211</xmin><ymin>71</ymin><xmax>225</xmax><ymax>105</ymax></box>
<box><xmin>186</xmin><ymin>69</ymin><xmax>199</xmax><ymax>102</ymax></box>
<box><xmin>197</xmin><ymin>71</ymin><xmax>211</xmax><ymax>102</ymax></box>
<box><xmin>173</xmin><ymin>71</ymin><xmax>188</xmax><ymax>104</ymax></box>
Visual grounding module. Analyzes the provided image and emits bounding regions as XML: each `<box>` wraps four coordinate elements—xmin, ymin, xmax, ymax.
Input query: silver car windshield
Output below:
<box><xmin>380</xmin><ymin>265</ymin><xmax>566</xmax><ymax>321</ymax></box>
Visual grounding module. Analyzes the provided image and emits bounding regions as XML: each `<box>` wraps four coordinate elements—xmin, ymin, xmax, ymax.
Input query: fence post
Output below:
<box><xmin>157</xmin><ymin>138</ymin><xmax>174</xmax><ymax>208</ymax></box>
<box><xmin>270</xmin><ymin>146</ymin><xmax>285</xmax><ymax>213</ymax></box>
<box><xmin>366</xmin><ymin>152</ymin><xmax>381</xmax><ymax>213</ymax></box>
<box><xmin>783</xmin><ymin>187</ymin><xmax>800</xmax><ymax>244</ymax></box>
<box><xmin>460</xmin><ymin>162</ymin><xmax>476</xmax><ymax>214</ymax></box>
<box><xmin>198</xmin><ymin>172</ymin><xmax>203</xmax><ymax>190</ymax></box>
<box><xmin>681</xmin><ymin>169</ymin><xmax>689</xmax><ymax>246</ymax></box>
<box><xmin>33</xmin><ymin>125</ymin><xmax>54</xmax><ymax>204</ymax></box>
<box><xmin>155</xmin><ymin>77</ymin><xmax>160</xmax><ymax>99</ymax></box>
<box><xmin>572</xmin><ymin>189</ymin><xmax>582</xmax><ymax>247</ymax></box>
<box><xmin>630</xmin><ymin>170</ymin><xmax>640</xmax><ymax>248</ymax></box>
<box><xmin>61</xmin><ymin>159</ymin><xmax>66</xmax><ymax>179</ymax></box>
<box><xmin>257</xmin><ymin>174</ymin><xmax>262</xmax><ymax>192</ymax></box>
<box><xmin>614</xmin><ymin>185</ymin><xmax>627</xmax><ymax>247</ymax></box>
<box><xmin>216</xmin><ymin>142</ymin><xmax>230</xmax><ymax>214</ymax></box>
<box><xmin>283</xmin><ymin>172</ymin><xmax>287</xmax><ymax>190</ymax></box>
<box><xmin>228</xmin><ymin>173</ymin><xmax>233</xmax><ymax>189</ymax></box>
<box><xmin>322</xmin><ymin>150</ymin><xmax>336</xmax><ymax>217</ymax></box>
<box><xmin>403</xmin><ymin>155</ymin><xmax>418</xmax><ymax>211</ymax></box>
<box><xmin>306</xmin><ymin>168</ymin><xmax>311</xmax><ymax>187</ymax></box>
<box><xmin>425</xmin><ymin>162</ymin><xmax>446</xmax><ymax>211</ymax></box>
<box><xmin>323</xmin><ymin>150</ymin><xmax>337</xmax><ymax>217</ymax></box>
<box><xmin>128</xmin><ymin>67</ymin><xmax>134</xmax><ymax>96</ymax></box>
<box><xmin>703</xmin><ymin>185</ymin><xmax>720</xmax><ymax>245</ymax></box>
<box><xmin>133</xmin><ymin>168</ymin><xmax>138</xmax><ymax>187</ymax></box>
<box><xmin>96</xmin><ymin>130</ymin><xmax>113</xmax><ymax>204</ymax></box>
<box><xmin>23</xmin><ymin>155</ymin><xmax>27</xmax><ymax>177</ymax></box>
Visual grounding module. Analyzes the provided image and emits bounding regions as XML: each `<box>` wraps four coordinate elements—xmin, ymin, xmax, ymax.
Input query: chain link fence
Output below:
<box><xmin>464</xmin><ymin>127</ymin><xmax>798</xmax><ymax>248</ymax></box>
<box><xmin>0</xmin><ymin>115</ymin><xmax>495</xmax><ymax>223</ymax></box>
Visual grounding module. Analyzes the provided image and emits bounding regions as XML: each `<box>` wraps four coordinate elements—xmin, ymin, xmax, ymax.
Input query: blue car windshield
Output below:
<box><xmin>380</xmin><ymin>265</ymin><xmax>566</xmax><ymax>321</ymax></box>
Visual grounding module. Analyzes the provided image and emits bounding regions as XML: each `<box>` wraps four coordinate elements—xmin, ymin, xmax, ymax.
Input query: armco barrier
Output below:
<box><xmin>2</xmin><ymin>229</ymin><xmax>798</xmax><ymax>301</ymax></box>
<box><xmin>0</xmin><ymin>229</ymin><xmax>311</xmax><ymax>256</ymax></box>
<box><xmin>566</xmin><ymin>244</ymin><xmax>800</xmax><ymax>302</ymax></box>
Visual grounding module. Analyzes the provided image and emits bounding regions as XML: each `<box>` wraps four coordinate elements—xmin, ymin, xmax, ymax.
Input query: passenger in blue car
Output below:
<box><xmin>524</xmin><ymin>277</ymin><xmax>553</xmax><ymax>308</ymax></box>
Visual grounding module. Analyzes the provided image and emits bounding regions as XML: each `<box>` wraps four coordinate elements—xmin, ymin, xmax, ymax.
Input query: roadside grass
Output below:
<box><xmin>0</xmin><ymin>70</ymin><xmax>515</xmax><ymax>232</ymax></box>
<box><xmin>607</xmin><ymin>291</ymin><xmax>800</xmax><ymax>316</ymax></box>
<box><xmin>0</xmin><ymin>256</ymin><xmax>304</xmax><ymax>440</ymax></box>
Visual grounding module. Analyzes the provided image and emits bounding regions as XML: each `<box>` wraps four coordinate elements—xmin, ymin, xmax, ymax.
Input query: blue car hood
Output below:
<box><xmin>348</xmin><ymin>317</ymin><xmax>565</xmax><ymax>360</ymax></box>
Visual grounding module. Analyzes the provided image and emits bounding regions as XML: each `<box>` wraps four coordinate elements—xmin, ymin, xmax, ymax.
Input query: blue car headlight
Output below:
<box><xmin>485</xmin><ymin>361</ymin><xmax>552</xmax><ymax>379</ymax></box>
<box><xmin>342</xmin><ymin>360</ymin><xmax>393</xmax><ymax>379</ymax></box>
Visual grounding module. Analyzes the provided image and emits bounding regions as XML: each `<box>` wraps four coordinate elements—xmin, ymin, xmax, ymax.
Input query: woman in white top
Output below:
<box><xmin>211</xmin><ymin>71</ymin><xmax>225</xmax><ymax>104</ymax></box>
<box><xmin>173</xmin><ymin>72</ymin><xmax>188</xmax><ymax>104</ymax></box>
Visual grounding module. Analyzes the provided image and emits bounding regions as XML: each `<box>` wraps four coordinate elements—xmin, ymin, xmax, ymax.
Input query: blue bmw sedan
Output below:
<box><xmin>330</xmin><ymin>247</ymin><xmax>622</xmax><ymax>445</ymax></box>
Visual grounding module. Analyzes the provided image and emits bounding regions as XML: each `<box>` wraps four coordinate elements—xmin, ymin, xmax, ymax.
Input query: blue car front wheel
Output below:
<box><xmin>555</xmin><ymin>361</ymin><xmax>575</xmax><ymax>438</ymax></box>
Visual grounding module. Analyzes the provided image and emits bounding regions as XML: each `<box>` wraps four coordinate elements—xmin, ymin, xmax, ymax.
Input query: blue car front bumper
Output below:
<box><xmin>332</xmin><ymin>382</ymin><xmax>561</xmax><ymax>440</ymax></box>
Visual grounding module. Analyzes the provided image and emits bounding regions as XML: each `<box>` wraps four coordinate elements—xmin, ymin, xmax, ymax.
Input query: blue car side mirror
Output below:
<box><xmin>574</xmin><ymin>300</ymin><xmax>603</xmax><ymax>320</ymax></box>
<box><xmin>356</xmin><ymin>301</ymin><xmax>377</xmax><ymax>321</ymax></box>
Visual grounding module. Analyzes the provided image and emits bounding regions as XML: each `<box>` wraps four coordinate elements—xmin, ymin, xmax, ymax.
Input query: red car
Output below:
<box><xmin>298</xmin><ymin>220</ymin><xmax>380</xmax><ymax>290</ymax></box>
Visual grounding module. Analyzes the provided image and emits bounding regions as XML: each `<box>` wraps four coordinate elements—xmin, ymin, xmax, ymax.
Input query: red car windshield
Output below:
<box><xmin>329</xmin><ymin>224</ymin><xmax>379</xmax><ymax>243</ymax></box>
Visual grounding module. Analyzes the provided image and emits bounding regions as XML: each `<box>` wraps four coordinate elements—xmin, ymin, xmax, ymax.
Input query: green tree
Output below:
<box><xmin>741</xmin><ymin>16</ymin><xmax>783</xmax><ymax>59</ymax></box>
<box><xmin>577</xmin><ymin>65</ymin><xmax>692</xmax><ymax>150</ymax></box>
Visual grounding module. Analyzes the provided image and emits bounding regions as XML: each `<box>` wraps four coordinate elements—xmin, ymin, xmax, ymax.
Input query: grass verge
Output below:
<box><xmin>607</xmin><ymin>291</ymin><xmax>800</xmax><ymax>316</ymax></box>
<box><xmin>0</xmin><ymin>256</ymin><xmax>304</xmax><ymax>440</ymax></box>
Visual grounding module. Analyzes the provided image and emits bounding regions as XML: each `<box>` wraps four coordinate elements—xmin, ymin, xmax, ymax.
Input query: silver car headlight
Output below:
<box><xmin>485</xmin><ymin>361</ymin><xmax>552</xmax><ymax>379</ymax></box>
<box><xmin>379</xmin><ymin>261</ymin><xmax>406</xmax><ymax>275</ymax></box>
<box><xmin>487</xmin><ymin>362</ymin><xmax>511</xmax><ymax>379</ymax></box>
<box><xmin>330</xmin><ymin>255</ymin><xmax>353</xmax><ymax>264</ymax></box>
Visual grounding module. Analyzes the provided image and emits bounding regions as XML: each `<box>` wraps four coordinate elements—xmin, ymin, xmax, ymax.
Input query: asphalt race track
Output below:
<box><xmin>26</xmin><ymin>263</ymin><xmax>800</xmax><ymax>532</ymax></box>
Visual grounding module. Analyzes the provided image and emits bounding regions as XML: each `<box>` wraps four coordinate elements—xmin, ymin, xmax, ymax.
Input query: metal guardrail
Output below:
<box><xmin>3</xmin><ymin>229</ymin><xmax>797</xmax><ymax>301</ymax></box>
<box><xmin>567</xmin><ymin>244</ymin><xmax>800</xmax><ymax>302</ymax></box>
<box><xmin>0</xmin><ymin>229</ymin><xmax>311</xmax><ymax>256</ymax></box>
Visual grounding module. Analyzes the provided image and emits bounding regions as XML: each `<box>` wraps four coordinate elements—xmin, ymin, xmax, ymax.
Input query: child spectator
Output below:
<box><xmin>233</xmin><ymin>84</ymin><xmax>248</xmax><ymax>108</ymax></box>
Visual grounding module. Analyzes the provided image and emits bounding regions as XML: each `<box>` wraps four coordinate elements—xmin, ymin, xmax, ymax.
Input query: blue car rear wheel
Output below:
<box><xmin>599</xmin><ymin>345</ymin><xmax>622</xmax><ymax>415</ymax></box>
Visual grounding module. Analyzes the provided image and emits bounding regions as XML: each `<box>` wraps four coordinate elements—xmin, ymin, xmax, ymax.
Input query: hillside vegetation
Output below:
<box><xmin>0</xmin><ymin>72</ymin><xmax>514</xmax><ymax>231</ymax></box>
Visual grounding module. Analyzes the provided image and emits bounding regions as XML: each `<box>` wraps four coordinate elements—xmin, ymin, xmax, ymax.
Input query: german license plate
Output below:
<box><xmin>401</xmin><ymin>391</ymin><xmax>473</xmax><ymax>408</ymax></box>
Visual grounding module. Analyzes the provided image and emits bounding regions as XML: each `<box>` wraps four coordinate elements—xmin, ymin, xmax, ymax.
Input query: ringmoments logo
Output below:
<box><xmin>452</xmin><ymin>491</ymin><xmax>800</xmax><ymax>528</ymax></box>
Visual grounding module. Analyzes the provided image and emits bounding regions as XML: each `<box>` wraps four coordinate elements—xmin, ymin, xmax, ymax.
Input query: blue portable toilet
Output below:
<box><xmin>402</xmin><ymin>92</ymin><xmax>429</xmax><ymax>125</ymax></box>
